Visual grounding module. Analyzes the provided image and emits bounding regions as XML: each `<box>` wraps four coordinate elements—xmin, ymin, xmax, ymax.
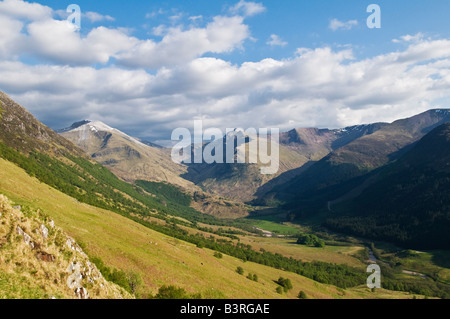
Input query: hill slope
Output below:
<box><xmin>0</xmin><ymin>194</ymin><xmax>131</xmax><ymax>299</ymax></box>
<box><xmin>60</xmin><ymin>120</ymin><xmax>194</xmax><ymax>189</ymax></box>
<box><xmin>0</xmin><ymin>157</ymin><xmax>390</xmax><ymax>299</ymax></box>
<box><xmin>325</xmin><ymin>122</ymin><xmax>450</xmax><ymax>249</ymax></box>
<box><xmin>270</xmin><ymin>109</ymin><xmax>450</xmax><ymax>208</ymax></box>
<box><xmin>0</xmin><ymin>92</ymin><xmax>83</xmax><ymax>156</ymax></box>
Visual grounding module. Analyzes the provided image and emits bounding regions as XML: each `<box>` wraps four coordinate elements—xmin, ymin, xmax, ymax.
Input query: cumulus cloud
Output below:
<box><xmin>329</xmin><ymin>18</ymin><xmax>358</xmax><ymax>31</ymax></box>
<box><xmin>117</xmin><ymin>16</ymin><xmax>250</xmax><ymax>69</ymax></box>
<box><xmin>0</xmin><ymin>0</ymin><xmax>51</xmax><ymax>21</ymax></box>
<box><xmin>0</xmin><ymin>2</ymin><xmax>251</xmax><ymax>69</ymax></box>
<box><xmin>266</xmin><ymin>34</ymin><xmax>287</xmax><ymax>47</ymax></box>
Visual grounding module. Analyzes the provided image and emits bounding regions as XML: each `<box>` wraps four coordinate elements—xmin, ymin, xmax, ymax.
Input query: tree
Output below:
<box><xmin>236</xmin><ymin>266</ymin><xmax>244</xmax><ymax>275</ymax></box>
<box><xmin>277</xmin><ymin>277</ymin><xmax>293</xmax><ymax>292</ymax></box>
<box><xmin>298</xmin><ymin>291</ymin><xmax>307</xmax><ymax>299</ymax></box>
<box><xmin>276</xmin><ymin>286</ymin><xmax>283</xmax><ymax>294</ymax></box>
<box><xmin>297</xmin><ymin>234</ymin><xmax>325</xmax><ymax>248</ymax></box>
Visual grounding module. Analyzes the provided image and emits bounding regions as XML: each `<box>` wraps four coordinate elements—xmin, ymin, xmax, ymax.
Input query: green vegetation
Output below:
<box><xmin>0</xmin><ymin>145</ymin><xmax>426</xmax><ymax>300</ymax></box>
<box><xmin>236</xmin><ymin>266</ymin><xmax>244</xmax><ymax>275</ymax></box>
<box><xmin>276</xmin><ymin>277</ymin><xmax>293</xmax><ymax>293</ymax></box>
<box><xmin>247</xmin><ymin>273</ymin><xmax>258</xmax><ymax>282</ymax></box>
<box><xmin>91</xmin><ymin>257</ymin><xmax>143</xmax><ymax>295</ymax></box>
<box><xmin>136</xmin><ymin>180</ymin><xmax>192</xmax><ymax>206</ymax></box>
<box><xmin>246</xmin><ymin>218</ymin><xmax>301</xmax><ymax>236</ymax></box>
<box><xmin>2</xmin><ymin>136</ymin><xmax>449</xmax><ymax>298</ymax></box>
<box><xmin>153</xmin><ymin>285</ymin><xmax>201</xmax><ymax>299</ymax></box>
<box><xmin>297</xmin><ymin>234</ymin><xmax>325</xmax><ymax>248</ymax></box>
<box><xmin>214</xmin><ymin>252</ymin><xmax>223</xmax><ymax>259</ymax></box>
<box><xmin>298</xmin><ymin>291</ymin><xmax>307</xmax><ymax>299</ymax></box>
<box><xmin>0</xmin><ymin>145</ymin><xmax>367</xmax><ymax>290</ymax></box>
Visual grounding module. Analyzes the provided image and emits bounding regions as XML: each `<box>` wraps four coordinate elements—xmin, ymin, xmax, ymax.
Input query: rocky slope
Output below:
<box><xmin>0</xmin><ymin>194</ymin><xmax>131</xmax><ymax>299</ymax></box>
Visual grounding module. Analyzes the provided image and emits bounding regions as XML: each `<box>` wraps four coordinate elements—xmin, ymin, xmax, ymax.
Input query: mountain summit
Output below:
<box><xmin>59</xmin><ymin>120</ymin><xmax>194</xmax><ymax>189</ymax></box>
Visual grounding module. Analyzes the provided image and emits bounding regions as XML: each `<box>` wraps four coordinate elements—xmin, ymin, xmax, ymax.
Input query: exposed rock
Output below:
<box><xmin>66</xmin><ymin>262</ymin><xmax>83</xmax><ymax>289</ymax></box>
<box><xmin>49</xmin><ymin>220</ymin><xmax>55</xmax><ymax>228</ymax></box>
<box><xmin>35</xmin><ymin>251</ymin><xmax>55</xmax><ymax>262</ymax></box>
<box><xmin>16</xmin><ymin>226</ymin><xmax>35</xmax><ymax>249</ymax></box>
<box><xmin>40</xmin><ymin>224</ymin><xmax>49</xmax><ymax>239</ymax></box>
<box><xmin>13</xmin><ymin>205</ymin><xmax>21</xmax><ymax>211</ymax></box>
<box><xmin>66</xmin><ymin>238</ymin><xmax>83</xmax><ymax>254</ymax></box>
<box><xmin>74</xmin><ymin>287</ymin><xmax>89</xmax><ymax>299</ymax></box>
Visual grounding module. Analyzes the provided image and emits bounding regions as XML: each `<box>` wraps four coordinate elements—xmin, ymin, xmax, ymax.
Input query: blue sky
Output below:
<box><xmin>36</xmin><ymin>0</ymin><xmax>450</xmax><ymax>62</ymax></box>
<box><xmin>0</xmin><ymin>0</ymin><xmax>450</xmax><ymax>140</ymax></box>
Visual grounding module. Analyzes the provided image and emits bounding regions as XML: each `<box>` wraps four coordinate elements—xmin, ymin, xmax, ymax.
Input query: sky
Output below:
<box><xmin>0</xmin><ymin>0</ymin><xmax>449</xmax><ymax>141</ymax></box>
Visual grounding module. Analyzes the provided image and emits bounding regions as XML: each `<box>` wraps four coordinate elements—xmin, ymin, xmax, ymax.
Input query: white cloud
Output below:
<box><xmin>267</xmin><ymin>34</ymin><xmax>287</xmax><ymax>47</ymax></box>
<box><xmin>0</xmin><ymin>3</ymin><xmax>251</xmax><ymax>69</ymax></box>
<box><xmin>329</xmin><ymin>18</ymin><xmax>358</xmax><ymax>31</ymax></box>
<box><xmin>117</xmin><ymin>16</ymin><xmax>250</xmax><ymax>69</ymax></box>
<box><xmin>392</xmin><ymin>32</ymin><xmax>425</xmax><ymax>43</ymax></box>
<box><xmin>0</xmin><ymin>0</ymin><xmax>51</xmax><ymax>21</ymax></box>
<box><xmin>189</xmin><ymin>15</ymin><xmax>203</xmax><ymax>22</ymax></box>
<box><xmin>25</xmin><ymin>19</ymin><xmax>137</xmax><ymax>65</ymax></box>
<box><xmin>2</xmin><ymin>37</ymin><xmax>450</xmax><ymax>139</ymax></box>
<box><xmin>230</xmin><ymin>0</ymin><xmax>266</xmax><ymax>17</ymax></box>
<box><xmin>84</xmin><ymin>11</ymin><xmax>115</xmax><ymax>23</ymax></box>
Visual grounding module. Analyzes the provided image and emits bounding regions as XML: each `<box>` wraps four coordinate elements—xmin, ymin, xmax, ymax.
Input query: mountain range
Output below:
<box><xmin>1</xmin><ymin>90</ymin><xmax>450</xmax><ymax>299</ymax></box>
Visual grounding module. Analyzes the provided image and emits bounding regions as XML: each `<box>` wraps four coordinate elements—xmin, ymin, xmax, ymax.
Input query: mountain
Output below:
<box><xmin>59</xmin><ymin>120</ymin><xmax>250</xmax><ymax>218</ymax></box>
<box><xmin>325</xmin><ymin>122</ymin><xmax>450</xmax><ymax>249</ymax></box>
<box><xmin>0</xmin><ymin>92</ymin><xmax>217</xmax><ymax>224</ymax></box>
<box><xmin>60</xmin><ymin>120</ymin><xmax>194</xmax><ymax>189</ymax></box>
<box><xmin>183</xmin><ymin>124</ymin><xmax>385</xmax><ymax>203</ymax></box>
<box><xmin>269</xmin><ymin>109</ymin><xmax>450</xmax><ymax>208</ymax></box>
<box><xmin>0</xmin><ymin>92</ymin><xmax>84</xmax><ymax>157</ymax></box>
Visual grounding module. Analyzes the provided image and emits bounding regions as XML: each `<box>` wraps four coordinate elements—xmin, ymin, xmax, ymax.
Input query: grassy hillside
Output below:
<box><xmin>0</xmin><ymin>194</ymin><xmax>131</xmax><ymax>299</ymax></box>
<box><xmin>0</xmin><ymin>157</ymin><xmax>415</xmax><ymax>299</ymax></box>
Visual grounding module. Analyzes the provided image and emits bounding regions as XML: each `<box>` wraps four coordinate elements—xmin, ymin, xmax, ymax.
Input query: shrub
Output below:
<box><xmin>298</xmin><ymin>291</ymin><xmax>307</xmax><ymax>299</ymax></box>
<box><xmin>276</xmin><ymin>277</ymin><xmax>293</xmax><ymax>292</ymax></box>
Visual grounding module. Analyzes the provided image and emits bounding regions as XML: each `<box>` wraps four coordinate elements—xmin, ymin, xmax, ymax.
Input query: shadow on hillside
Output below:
<box><xmin>251</xmin><ymin>161</ymin><xmax>317</xmax><ymax>205</ymax></box>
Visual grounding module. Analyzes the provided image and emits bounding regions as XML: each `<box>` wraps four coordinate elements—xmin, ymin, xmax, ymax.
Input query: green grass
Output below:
<box><xmin>0</xmin><ymin>271</ymin><xmax>51</xmax><ymax>299</ymax></box>
<box><xmin>246</xmin><ymin>219</ymin><xmax>302</xmax><ymax>236</ymax></box>
<box><xmin>0</xmin><ymin>157</ymin><xmax>421</xmax><ymax>299</ymax></box>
